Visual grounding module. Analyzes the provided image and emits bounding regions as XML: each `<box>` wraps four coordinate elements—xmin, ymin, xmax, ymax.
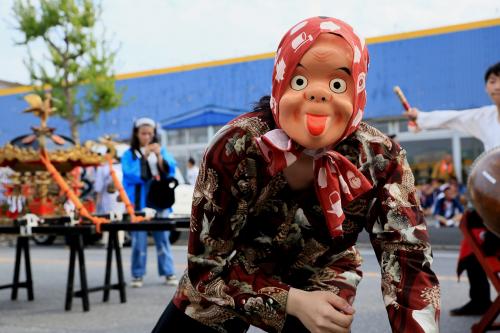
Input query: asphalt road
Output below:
<box><xmin>0</xmin><ymin>241</ymin><xmax>489</xmax><ymax>333</ymax></box>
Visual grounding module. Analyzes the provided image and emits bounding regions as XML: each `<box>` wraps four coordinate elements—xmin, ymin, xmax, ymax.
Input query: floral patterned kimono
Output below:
<box><xmin>172</xmin><ymin>109</ymin><xmax>440</xmax><ymax>333</ymax></box>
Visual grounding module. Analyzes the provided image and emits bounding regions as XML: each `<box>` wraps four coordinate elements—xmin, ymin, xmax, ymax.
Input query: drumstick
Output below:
<box><xmin>393</xmin><ymin>86</ymin><xmax>418</xmax><ymax>129</ymax></box>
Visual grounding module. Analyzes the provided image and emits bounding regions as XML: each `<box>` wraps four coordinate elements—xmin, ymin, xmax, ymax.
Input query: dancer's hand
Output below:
<box><xmin>404</xmin><ymin>107</ymin><xmax>419</xmax><ymax>121</ymax></box>
<box><xmin>286</xmin><ymin>288</ymin><xmax>354</xmax><ymax>333</ymax></box>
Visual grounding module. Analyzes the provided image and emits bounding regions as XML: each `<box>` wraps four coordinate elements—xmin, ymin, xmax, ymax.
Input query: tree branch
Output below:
<box><xmin>78</xmin><ymin>117</ymin><xmax>95</xmax><ymax>125</ymax></box>
<box><xmin>43</xmin><ymin>36</ymin><xmax>64</xmax><ymax>59</ymax></box>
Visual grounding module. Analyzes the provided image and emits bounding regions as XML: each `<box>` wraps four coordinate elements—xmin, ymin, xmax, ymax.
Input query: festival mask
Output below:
<box><xmin>270</xmin><ymin>17</ymin><xmax>369</xmax><ymax>150</ymax></box>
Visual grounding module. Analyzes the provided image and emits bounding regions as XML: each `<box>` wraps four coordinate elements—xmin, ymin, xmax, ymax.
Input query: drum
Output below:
<box><xmin>468</xmin><ymin>146</ymin><xmax>500</xmax><ymax>236</ymax></box>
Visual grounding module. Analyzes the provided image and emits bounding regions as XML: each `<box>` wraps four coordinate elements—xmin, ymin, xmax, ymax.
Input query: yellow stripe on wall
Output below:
<box><xmin>366</xmin><ymin>17</ymin><xmax>500</xmax><ymax>44</ymax></box>
<box><xmin>116</xmin><ymin>52</ymin><xmax>275</xmax><ymax>81</ymax></box>
<box><xmin>0</xmin><ymin>85</ymin><xmax>34</xmax><ymax>96</ymax></box>
<box><xmin>1</xmin><ymin>18</ymin><xmax>498</xmax><ymax>96</ymax></box>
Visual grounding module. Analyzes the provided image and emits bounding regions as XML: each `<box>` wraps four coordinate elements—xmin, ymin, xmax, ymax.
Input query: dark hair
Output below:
<box><xmin>129</xmin><ymin>123</ymin><xmax>159</xmax><ymax>152</ymax></box>
<box><xmin>484</xmin><ymin>62</ymin><xmax>500</xmax><ymax>82</ymax></box>
<box><xmin>188</xmin><ymin>157</ymin><xmax>195</xmax><ymax>165</ymax></box>
<box><xmin>253</xmin><ymin>95</ymin><xmax>272</xmax><ymax>113</ymax></box>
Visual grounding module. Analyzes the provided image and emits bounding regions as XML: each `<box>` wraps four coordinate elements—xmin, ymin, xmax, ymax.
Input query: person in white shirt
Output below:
<box><xmin>406</xmin><ymin>62</ymin><xmax>500</xmax><ymax>152</ymax></box>
<box><xmin>94</xmin><ymin>163</ymin><xmax>125</xmax><ymax>215</ymax></box>
<box><xmin>405</xmin><ymin>62</ymin><xmax>500</xmax><ymax>316</ymax></box>
<box><xmin>0</xmin><ymin>167</ymin><xmax>13</xmax><ymax>204</ymax></box>
<box><xmin>94</xmin><ymin>161</ymin><xmax>126</xmax><ymax>247</ymax></box>
<box><xmin>185</xmin><ymin>157</ymin><xmax>199</xmax><ymax>185</ymax></box>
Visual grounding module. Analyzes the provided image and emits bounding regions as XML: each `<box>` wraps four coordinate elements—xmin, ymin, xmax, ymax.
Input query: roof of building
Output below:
<box><xmin>0</xmin><ymin>18</ymin><xmax>498</xmax><ymax>144</ymax></box>
<box><xmin>0</xmin><ymin>79</ymin><xmax>22</xmax><ymax>89</ymax></box>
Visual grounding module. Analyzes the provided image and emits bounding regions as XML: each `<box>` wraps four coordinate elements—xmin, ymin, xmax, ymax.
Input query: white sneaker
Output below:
<box><xmin>131</xmin><ymin>277</ymin><xmax>143</xmax><ymax>288</ymax></box>
<box><xmin>165</xmin><ymin>275</ymin><xmax>178</xmax><ymax>286</ymax></box>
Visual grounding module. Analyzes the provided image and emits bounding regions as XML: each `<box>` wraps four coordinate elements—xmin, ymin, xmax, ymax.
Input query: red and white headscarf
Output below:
<box><xmin>256</xmin><ymin>17</ymin><xmax>372</xmax><ymax>238</ymax></box>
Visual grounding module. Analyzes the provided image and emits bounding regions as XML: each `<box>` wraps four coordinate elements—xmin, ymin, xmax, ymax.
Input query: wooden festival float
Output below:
<box><xmin>0</xmin><ymin>94</ymin><xmax>187</xmax><ymax>311</ymax></box>
<box><xmin>0</xmin><ymin>94</ymin><xmax>147</xmax><ymax>231</ymax></box>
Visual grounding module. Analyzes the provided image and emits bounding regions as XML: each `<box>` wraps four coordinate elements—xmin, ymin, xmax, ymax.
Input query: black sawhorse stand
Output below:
<box><xmin>0</xmin><ymin>224</ymin><xmax>96</xmax><ymax>311</ymax></box>
<box><xmin>65</xmin><ymin>219</ymin><xmax>189</xmax><ymax>311</ymax></box>
<box><xmin>93</xmin><ymin>219</ymin><xmax>189</xmax><ymax>308</ymax></box>
<box><xmin>0</xmin><ymin>236</ymin><xmax>33</xmax><ymax>301</ymax></box>
<box><xmin>102</xmin><ymin>229</ymin><xmax>126</xmax><ymax>304</ymax></box>
<box><xmin>65</xmin><ymin>232</ymin><xmax>91</xmax><ymax>311</ymax></box>
<box><xmin>64</xmin><ymin>229</ymin><xmax>127</xmax><ymax>311</ymax></box>
<box><xmin>1</xmin><ymin>218</ymin><xmax>189</xmax><ymax>312</ymax></box>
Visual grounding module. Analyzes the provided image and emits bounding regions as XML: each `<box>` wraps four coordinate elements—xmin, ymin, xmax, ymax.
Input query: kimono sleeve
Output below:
<box><xmin>368</xmin><ymin>146</ymin><xmax>441</xmax><ymax>333</ymax></box>
<box><xmin>185</xmin><ymin>125</ymin><xmax>291</xmax><ymax>332</ymax></box>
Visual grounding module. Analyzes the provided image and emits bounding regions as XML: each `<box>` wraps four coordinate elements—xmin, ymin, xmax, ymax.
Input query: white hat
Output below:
<box><xmin>134</xmin><ymin>117</ymin><xmax>156</xmax><ymax>128</ymax></box>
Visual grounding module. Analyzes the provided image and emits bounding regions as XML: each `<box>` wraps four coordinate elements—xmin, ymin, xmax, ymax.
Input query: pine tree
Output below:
<box><xmin>13</xmin><ymin>0</ymin><xmax>123</xmax><ymax>144</ymax></box>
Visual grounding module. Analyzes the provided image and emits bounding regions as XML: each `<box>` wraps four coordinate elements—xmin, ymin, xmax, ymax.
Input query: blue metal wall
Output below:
<box><xmin>367</xmin><ymin>24</ymin><xmax>499</xmax><ymax>118</ymax></box>
<box><xmin>0</xmin><ymin>24</ymin><xmax>498</xmax><ymax>145</ymax></box>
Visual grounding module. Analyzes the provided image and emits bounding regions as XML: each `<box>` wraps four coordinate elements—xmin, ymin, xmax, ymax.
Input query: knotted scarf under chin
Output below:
<box><xmin>255</xmin><ymin>128</ymin><xmax>372</xmax><ymax>238</ymax></box>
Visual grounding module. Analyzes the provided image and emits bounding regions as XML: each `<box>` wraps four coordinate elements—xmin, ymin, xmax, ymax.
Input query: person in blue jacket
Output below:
<box><xmin>121</xmin><ymin>117</ymin><xmax>178</xmax><ymax>287</ymax></box>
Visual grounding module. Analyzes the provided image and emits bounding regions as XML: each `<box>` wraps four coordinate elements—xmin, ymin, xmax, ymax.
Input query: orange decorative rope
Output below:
<box><xmin>39</xmin><ymin>149</ymin><xmax>109</xmax><ymax>232</ymax></box>
<box><xmin>105</xmin><ymin>154</ymin><xmax>148</xmax><ymax>223</ymax></box>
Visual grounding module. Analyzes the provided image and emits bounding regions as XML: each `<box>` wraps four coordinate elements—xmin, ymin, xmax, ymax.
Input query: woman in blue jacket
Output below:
<box><xmin>121</xmin><ymin>117</ymin><xmax>178</xmax><ymax>287</ymax></box>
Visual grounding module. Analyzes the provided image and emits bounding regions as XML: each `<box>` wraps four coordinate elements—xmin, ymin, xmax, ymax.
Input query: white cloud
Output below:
<box><xmin>0</xmin><ymin>0</ymin><xmax>499</xmax><ymax>83</ymax></box>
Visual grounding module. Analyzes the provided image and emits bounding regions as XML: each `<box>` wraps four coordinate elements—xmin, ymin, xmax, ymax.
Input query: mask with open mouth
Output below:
<box><xmin>256</xmin><ymin>16</ymin><xmax>372</xmax><ymax>238</ymax></box>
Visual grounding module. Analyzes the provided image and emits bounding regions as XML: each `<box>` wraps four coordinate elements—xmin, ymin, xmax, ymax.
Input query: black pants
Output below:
<box><xmin>465</xmin><ymin>254</ymin><xmax>491</xmax><ymax>305</ymax></box>
<box><xmin>152</xmin><ymin>302</ymin><xmax>218</xmax><ymax>333</ymax></box>
<box><xmin>152</xmin><ymin>301</ymin><xmax>309</xmax><ymax>333</ymax></box>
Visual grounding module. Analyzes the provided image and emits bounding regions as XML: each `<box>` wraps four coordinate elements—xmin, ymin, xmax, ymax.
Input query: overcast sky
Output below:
<box><xmin>1</xmin><ymin>0</ymin><xmax>499</xmax><ymax>84</ymax></box>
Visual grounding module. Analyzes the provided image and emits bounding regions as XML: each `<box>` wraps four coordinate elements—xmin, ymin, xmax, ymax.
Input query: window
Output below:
<box><xmin>402</xmin><ymin>139</ymin><xmax>452</xmax><ymax>183</ymax></box>
<box><xmin>166</xmin><ymin>129</ymin><xmax>185</xmax><ymax>145</ymax></box>
<box><xmin>187</xmin><ymin>127</ymin><xmax>208</xmax><ymax>144</ymax></box>
<box><xmin>170</xmin><ymin>148</ymin><xmax>206</xmax><ymax>183</ymax></box>
<box><xmin>212</xmin><ymin>125</ymin><xmax>224</xmax><ymax>136</ymax></box>
<box><xmin>398</xmin><ymin>119</ymin><xmax>409</xmax><ymax>132</ymax></box>
<box><xmin>460</xmin><ymin>137</ymin><xmax>483</xmax><ymax>180</ymax></box>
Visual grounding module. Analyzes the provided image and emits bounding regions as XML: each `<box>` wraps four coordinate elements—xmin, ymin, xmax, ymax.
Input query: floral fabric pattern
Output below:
<box><xmin>173</xmin><ymin>110</ymin><xmax>440</xmax><ymax>333</ymax></box>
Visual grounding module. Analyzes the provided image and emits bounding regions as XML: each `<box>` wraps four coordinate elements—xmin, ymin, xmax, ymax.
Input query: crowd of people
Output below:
<box><xmin>417</xmin><ymin>171</ymin><xmax>466</xmax><ymax>228</ymax></box>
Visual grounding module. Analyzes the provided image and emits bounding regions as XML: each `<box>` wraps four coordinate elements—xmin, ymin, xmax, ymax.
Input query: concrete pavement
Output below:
<box><xmin>0</xmin><ymin>242</ymin><xmax>487</xmax><ymax>333</ymax></box>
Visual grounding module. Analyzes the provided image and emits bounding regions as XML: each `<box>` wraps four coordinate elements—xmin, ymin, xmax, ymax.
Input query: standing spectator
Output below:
<box><xmin>0</xmin><ymin>167</ymin><xmax>13</xmax><ymax>205</ymax></box>
<box><xmin>431</xmin><ymin>153</ymin><xmax>455</xmax><ymax>182</ymax></box>
<box><xmin>185</xmin><ymin>157</ymin><xmax>199</xmax><ymax>185</ymax></box>
<box><xmin>94</xmin><ymin>156</ymin><xmax>126</xmax><ymax>247</ymax></box>
<box><xmin>94</xmin><ymin>162</ymin><xmax>125</xmax><ymax>215</ymax></box>
<box><xmin>122</xmin><ymin>117</ymin><xmax>178</xmax><ymax>288</ymax></box>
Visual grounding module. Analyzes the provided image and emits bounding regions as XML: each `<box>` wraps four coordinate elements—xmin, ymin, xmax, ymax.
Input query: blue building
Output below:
<box><xmin>1</xmin><ymin>18</ymin><xmax>499</xmax><ymax>181</ymax></box>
